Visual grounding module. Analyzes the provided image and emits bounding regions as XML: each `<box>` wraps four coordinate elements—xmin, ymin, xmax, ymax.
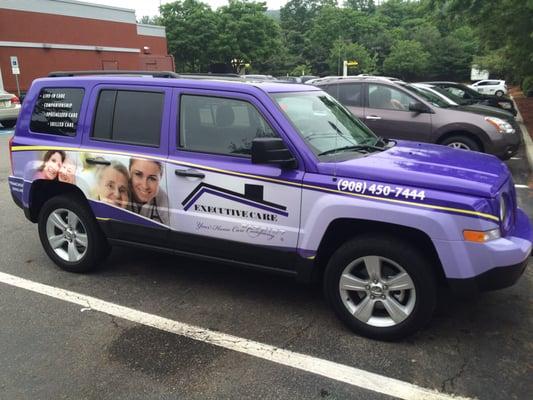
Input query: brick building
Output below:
<box><xmin>0</xmin><ymin>0</ymin><xmax>173</xmax><ymax>93</ymax></box>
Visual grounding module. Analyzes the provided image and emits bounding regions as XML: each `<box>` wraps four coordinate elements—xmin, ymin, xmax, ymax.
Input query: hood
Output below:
<box><xmin>455</xmin><ymin>104</ymin><xmax>514</xmax><ymax>121</ymax></box>
<box><xmin>320</xmin><ymin>141</ymin><xmax>509</xmax><ymax>198</ymax></box>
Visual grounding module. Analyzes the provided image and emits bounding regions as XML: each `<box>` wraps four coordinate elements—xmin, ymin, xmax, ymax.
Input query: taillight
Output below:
<box><xmin>8</xmin><ymin>135</ymin><xmax>14</xmax><ymax>174</ymax></box>
<box><xmin>11</xmin><ymin>96</ymin><xmax>20</xmax><ymax>105</ymax></box>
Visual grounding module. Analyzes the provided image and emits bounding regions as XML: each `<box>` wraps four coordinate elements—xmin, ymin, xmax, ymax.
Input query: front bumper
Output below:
<box><xmin>435</xmin><ymin>208</ymin><xmax>532</xmax><ymax>294</ymax></box>
<box><xmin>447</xmin><ymin>254</ymin><xmax>529</xmax><ymax>296</ymax></box>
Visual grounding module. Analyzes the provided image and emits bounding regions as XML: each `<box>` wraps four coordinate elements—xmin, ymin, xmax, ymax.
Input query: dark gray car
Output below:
<box><xmin>316</xmin><ymin>77</ymin><xmax>521</xmax><ymax>159</ymax></box>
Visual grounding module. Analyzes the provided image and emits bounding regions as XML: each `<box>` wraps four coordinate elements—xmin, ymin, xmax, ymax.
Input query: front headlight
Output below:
<box><xmin>485</xmin><ymin>116</ymin><xmax>515</xmax><ymax>134</ymax></box>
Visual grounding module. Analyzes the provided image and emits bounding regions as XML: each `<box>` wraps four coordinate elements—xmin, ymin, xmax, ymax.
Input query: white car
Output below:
<box><xmin>470</xmin><ymin>79</ymin><xmax>507</xmax><ymax>97</ymax></box>
<box><xmin>0</xmin><ymin>89</ymin><xmax>21</xmax><ymax>128</ymax></box>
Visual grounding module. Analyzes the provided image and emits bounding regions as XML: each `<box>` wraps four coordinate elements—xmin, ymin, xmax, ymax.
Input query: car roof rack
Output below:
<box><xmin>48</xmin><ymin>71</ymin><xmax>244</xmax><ymax>81</ymax></box>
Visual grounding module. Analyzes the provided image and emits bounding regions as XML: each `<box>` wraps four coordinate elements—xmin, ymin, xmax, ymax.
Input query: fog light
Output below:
<box><xmin>463</xmin><ymin>229</ymin><xmax>501</xmax><ymax>243</ymax></box>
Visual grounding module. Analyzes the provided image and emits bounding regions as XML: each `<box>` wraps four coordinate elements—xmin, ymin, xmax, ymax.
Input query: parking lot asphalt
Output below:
<box><xmin>0</xmin><ymin>130</ymin><xmax>531</xmax><ymax>400</ymax></box>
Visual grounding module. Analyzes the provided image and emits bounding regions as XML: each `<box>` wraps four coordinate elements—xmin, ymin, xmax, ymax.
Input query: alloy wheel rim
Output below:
<box><xmin>46</xmin><ymin>208</ymin><xmax>88</xmax><ymax>262</ymax></box>
<box><xmin>447</xmin><ymin>142</ymin><xmax>471</xmax><ymax>150</ymax></box>
<box><xmin>339</xmin><ymin>255</ymin><xmax>416</xmax><ymax>327</ymax></box>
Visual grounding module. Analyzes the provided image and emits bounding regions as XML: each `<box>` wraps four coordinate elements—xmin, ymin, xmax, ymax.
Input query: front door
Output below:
<box><xmin>166</xmin><ymin>89</ymin><xmax>303</xmax><ymax>270</ymax></box>
<box><xmin>363</xmin><ymin>83</ymin><xmax>432</xmax><ymax>142</ymax></box>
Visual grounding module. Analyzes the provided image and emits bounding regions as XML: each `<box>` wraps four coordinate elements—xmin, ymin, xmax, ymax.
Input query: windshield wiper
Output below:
<box><xmin>318</xmin><ymin>144</ymin><xmax>385</xmax><ymax>156</ymax></box>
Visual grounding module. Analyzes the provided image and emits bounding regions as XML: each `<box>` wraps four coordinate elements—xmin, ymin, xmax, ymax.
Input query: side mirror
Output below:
<box><xmin>251</xmin><ymin>138</ymin><xmax>297</xmax><ymax>169</ymax></box>
<box><xmin>408</xmin><ymin>101</ymin><xmax>429</xmax><ymax>113</ymax></box>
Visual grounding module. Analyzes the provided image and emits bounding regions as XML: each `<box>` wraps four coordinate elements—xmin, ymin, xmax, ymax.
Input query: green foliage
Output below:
<box><xmin>328</xmin><ymin>40</ymin><xmax>376</xmax><ymax>75</ymax></box>
<box><xmin>383</xmin><ymin>40</ymin><xmax>430</xmax><ymax>80</ymax></box>
<box><xmin>521</xmin><ymin>76</ymin><xmax>533</xmax><ymax>97</ymax></box>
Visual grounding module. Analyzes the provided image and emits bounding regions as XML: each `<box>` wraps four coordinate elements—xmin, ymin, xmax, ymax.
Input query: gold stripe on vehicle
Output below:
<box><xmin>11</xmin><ymin>145</ymin><xmax>499</xmax><ymax>222</ymax></box>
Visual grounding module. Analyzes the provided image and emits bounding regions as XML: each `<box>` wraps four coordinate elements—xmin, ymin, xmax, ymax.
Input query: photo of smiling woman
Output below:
<box><xmin>93</xmin><ymin>161</ymin><xmax>129</xmax><ymax>209</ymax></box>
<box><xmin>128</xmin><ymin>158</ymin><xmax>169</xmax><ymax>225</ymax></box>
<box><xmin>35</xmin><ymin>150</ymin><xmax>66</xmax><ymax>180</ymax></box>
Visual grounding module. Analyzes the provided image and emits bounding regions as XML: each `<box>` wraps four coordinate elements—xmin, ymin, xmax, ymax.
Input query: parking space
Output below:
<box><xmin>0</xmin><ymin>131</ymin><xmax>531</xmax><ymax>400</ymax></box>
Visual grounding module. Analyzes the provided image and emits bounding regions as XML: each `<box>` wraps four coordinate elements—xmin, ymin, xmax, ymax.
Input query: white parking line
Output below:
<box><xmin>514</xmin><ymin>184</ymin><xmax>529</xmax><ymax>189</ymax></box>
<box><xmin>0</xmin><ymin>271</ymin><xmax>471</xmax><ymax>400</ymax></box>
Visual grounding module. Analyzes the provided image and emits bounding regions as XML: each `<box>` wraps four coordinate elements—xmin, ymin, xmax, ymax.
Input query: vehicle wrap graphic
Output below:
<box><xmin>182</xmin><ymin>182</ymin><xmax>288</xmax><ymax>219</ymax></box>
<box><xmin>10</xmin><ymin>145</ymin><xmax>499</xmax><ymax>224</ymax></box>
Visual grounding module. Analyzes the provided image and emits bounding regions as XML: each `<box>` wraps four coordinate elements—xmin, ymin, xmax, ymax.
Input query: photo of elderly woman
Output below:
<box><xmin>35</xmin><ymin>150</ymin><xmax>66</xmax><ymax>180</ymax></box>
<box><xmin>127</xmin><ymin>158</ymin><xmax>169</xmax><ymax>225</ymax></box>
<box><xmin>58</xmin><ymin>157</ymin><xmax>77</xmax><ymax>184</ymax></box>
<box><xmin>93</xmin><ymin>161</ymin><xmax>129</xmax><ymax>209</ymax></box>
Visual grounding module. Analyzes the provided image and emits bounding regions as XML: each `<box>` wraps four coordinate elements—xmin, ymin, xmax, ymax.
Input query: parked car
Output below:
<box><xmin>422</xmin><ymin>81</ymin><xmax>517</xmax><ymax>116</ymax></box>
<box><xmin>317</xmin><ymin>77</ymin><xmax>520</xmax><ymax>159</ymax></box>
<box><xmin>8</xmin><ymin>71</ymin><xmax>531</xmax><ymax>340</ymax></box>
<box><xmin>0</xmin><ymin>89</ymin><xmax>21</xmax><ymax>128</ymax></box>
<box><xmin>412</xmin><ymin>83</ymin><xmax>522</xmax><ymax>138</ymax></box>
<box><xmin>470</xmin><ymin>79</ymin><xmax>507</xmax><ymax>97</ymax></box>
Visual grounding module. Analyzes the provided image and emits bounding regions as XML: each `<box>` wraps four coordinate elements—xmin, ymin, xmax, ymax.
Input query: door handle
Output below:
<box><xmin>86</xmin><ymin>158</ymin><xmax>111</xmax><ymax>166</ymax></box>
<box><xmin>366</xmin><ymin>115</ymin><xmax>382</xmax><ymax>120</ymax></box>
<box><xmin>175</xmin><ymin>168</ymin><xmax>205</xmax><ymax>179</ymax></box>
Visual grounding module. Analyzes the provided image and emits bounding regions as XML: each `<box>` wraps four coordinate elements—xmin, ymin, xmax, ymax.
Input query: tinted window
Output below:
<box><xmin>30</xmin><ymin>88</ymin><xmax>84</xmax><ymax>136</ymax></box>
<box><xmin>325</xmin><ymin>83</ymin><xmax>363</xmax><ymax>107</ymax></box>
<box><xmin>476</xmin><ymin>81</ymin><xmax>488</xmax><ymax>86</ymax></box>
<box><xmin>92</xmin><ymin>90</ymin><xmax>163</xmax><ymax>146</ymax></box>
<box><xmin>179</xmin><ymin>95</ymin><xmax>276</xmax><ymax>156</ymax></box>
<box><xmin>368</xmin><ymin>84</ymin><xmax>414</xmax><ymax>111</ymax></box>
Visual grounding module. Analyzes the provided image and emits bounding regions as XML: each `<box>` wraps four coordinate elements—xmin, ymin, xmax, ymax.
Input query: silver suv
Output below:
<box><xmin>315</xmin><ymin>77</ymin><xmax>521</xmax><ymax>159</ymax></box>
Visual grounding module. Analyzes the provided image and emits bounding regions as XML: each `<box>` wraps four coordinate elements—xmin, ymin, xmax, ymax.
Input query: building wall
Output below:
<box><xmin>0</xmin><ymin>0</ymin><xmax>170</xmax><ymax>93</ymax></box>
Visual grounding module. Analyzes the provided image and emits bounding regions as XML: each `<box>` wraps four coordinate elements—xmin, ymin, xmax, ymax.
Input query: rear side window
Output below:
<box><xmin>30</xmin><ymin>88</ymin><xmax>84</xmax><ymax>136</ymax></box>
<box><xmin>325</xmin><ymin>83</ymin><xmax>363</xmax><ymax>107</ymax></box>
<box><xmin>92</xmin><ymin>89</ymin><xmax>163</xmax><ymax>147</ymax></box>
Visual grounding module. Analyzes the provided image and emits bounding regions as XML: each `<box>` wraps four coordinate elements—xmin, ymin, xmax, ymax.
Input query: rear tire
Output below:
<box><xmin>38</xmin><ymin>194</ymin><xmax>110</xmax><ymax>272</ymax></box>
<box><xmin>440</xmin><ymin>135</ymin><xmax>481</xmax><ymax>152</ymax></box>
<box><xmin>495</xmin><ymin>90</ymin><xmax>504</xmax><ymax>97</ymax></box>
<box><xmin>1</xmin><ymin>119</ymin><xmax>16</xmax><ymax>128</ymax></box>
<box><xmin>323</xmin><ymin>235</ymin><xmax>437</xmax><ymax>341</ymax></box>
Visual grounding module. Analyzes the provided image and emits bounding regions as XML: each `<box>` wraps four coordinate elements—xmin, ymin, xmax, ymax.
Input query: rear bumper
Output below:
<box><xmin>0</xmin><ymin>105</ymin><xmax>20</xmax><ymax>121</ymax></box>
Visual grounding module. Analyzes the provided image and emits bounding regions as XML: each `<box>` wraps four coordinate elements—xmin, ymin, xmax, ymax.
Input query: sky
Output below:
<box><xmin>86</xmin><ymin>0</ymin><xmax>288</xmax><ymax>17</ymax></box>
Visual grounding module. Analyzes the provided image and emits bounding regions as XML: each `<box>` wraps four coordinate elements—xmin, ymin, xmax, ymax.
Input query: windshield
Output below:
<box><xmin>272</xmin><ymin>91</ymin><xmax>380</xmax><ymax>156</ymax></box>
<box><xmin>430</xmin><ymin>86</ymin><xmax>469</xmax><ymax>105</ymax></box>
<box><xmin>403</xmin><ymin>84</ymin><xmax>451</xmax><ymax>108</ymax></box>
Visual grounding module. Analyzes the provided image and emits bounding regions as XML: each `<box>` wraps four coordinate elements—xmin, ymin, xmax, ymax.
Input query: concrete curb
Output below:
<box><xmin>512</xmin><ymin>97</ymin><xmax>533</xmax><ymax>169</ymax></box>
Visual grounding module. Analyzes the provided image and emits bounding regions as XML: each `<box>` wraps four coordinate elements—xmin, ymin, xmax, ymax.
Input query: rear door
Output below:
<box><xmin>323</xmin><ymin>82</ymin><xmax>365</xmax><ymax>119</ymax></box>
<box><xmin>81</xmin><ymin>84</ymin><xmax>172</xmax><ymax>244</ymax></box>
<box><xmin>363</xmin><ymin>83</ymin><xmax>432</xmax><ymax>142</ymax></box>
<box><xmin>166</xmin><ymin>88</ymin><xmax>304</xmax><ymax>271</ymax></box>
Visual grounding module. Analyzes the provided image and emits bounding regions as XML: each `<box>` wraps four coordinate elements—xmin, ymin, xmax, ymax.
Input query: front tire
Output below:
<box><xmin>440</xmin><ymin>135</ymin><xmax>481</xmax><ymax>152</ymax></box>
<box><xmin>495</xmin><ymin>90</ymin><xmax>504</xmax><ymax>97</ymax></box>
<box><xmin>323</xmin><ymin>236</ymin><xmax>437</xmax><ymax>341</ymax></box>
<box><xmin>38</xmin><ymin>194</ymin><xmax>110</xmax><ymax>272</ymax></box>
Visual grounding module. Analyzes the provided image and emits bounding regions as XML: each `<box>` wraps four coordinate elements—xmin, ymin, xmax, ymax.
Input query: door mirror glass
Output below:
<box><xmin>251</xmin><ymin>138</ymin><xmax>297</xmax><ymax>169</ymax></box>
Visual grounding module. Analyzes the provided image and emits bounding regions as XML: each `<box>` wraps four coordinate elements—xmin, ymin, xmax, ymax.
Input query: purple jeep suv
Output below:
<box><xmin>8</xmin><ymin>71</ymin><xmax>532</xmax><ymax>340</ymax></box>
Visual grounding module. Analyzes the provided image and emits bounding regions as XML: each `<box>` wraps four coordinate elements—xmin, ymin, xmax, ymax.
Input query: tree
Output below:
<box><xmin>382</xmin><ymin>40</ymin><xmax>430</xmax><ymax>80</ymax></box>
<box><xmin>137</xmin><ymin>15</ymin><xmax>162</xmax><ymax>25</ymax></box>
<box><xmin>328</xmin><ymin>40</ymin><xmax>376</xmax><ymax>75</ymax></box>
<box><xmin>343</xmin><ymin>0</ymin><xmax>376</xmax><ymax>14</ymax></box>
<box><xmin>432</xmin><ymin>0</ymin><xmax>533</xmax><ymax>82</ymax></box>
<box><xmin>159</xmin><ymin>0</ymin><xmax>218</xmax><ymax>72</ymax></box>
<box><xmin>213</xmin><ymin>0</ymin><xmax>284</xmax><ymax>73</ymax></box>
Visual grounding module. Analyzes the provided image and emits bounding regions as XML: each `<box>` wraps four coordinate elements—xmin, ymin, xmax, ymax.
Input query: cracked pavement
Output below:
<box><xmin>0</xmin><ymin>132</ymin><xmax>532</xmax><ymax>399</ymax></box>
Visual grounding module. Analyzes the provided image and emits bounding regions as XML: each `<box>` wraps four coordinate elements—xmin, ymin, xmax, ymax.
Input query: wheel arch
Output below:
<box><xmin>27</xmin><ymin>180</ymin><xmax>92</xmax><ymax>223</ymax></box>
<box><xmin>436</xmin><ymin>129</ymin><xmax>485</xmax><ymax>152</ymax></box>
<box><xmin>312</xmin><ymin>218</ymin><xmax>446</xmax><ymax>286</ymax></box>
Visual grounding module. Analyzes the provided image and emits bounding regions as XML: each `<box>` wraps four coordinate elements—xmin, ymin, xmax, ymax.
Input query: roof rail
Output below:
<box><xmin>48</xmin><ymin>70</ymin><xmax>246</xmax><ymax>81</ymax></box>
<box><xmin>48</xmin><ymin>70</ymin><xmax>181</xmax><ymax>78</ymax></box>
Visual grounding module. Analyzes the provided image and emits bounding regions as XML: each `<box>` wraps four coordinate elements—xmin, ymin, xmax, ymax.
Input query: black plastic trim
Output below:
<box><xmin>447</xmin><ymin>255</ymin><xmax>529</xmax><ymax>296</ymax></box>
